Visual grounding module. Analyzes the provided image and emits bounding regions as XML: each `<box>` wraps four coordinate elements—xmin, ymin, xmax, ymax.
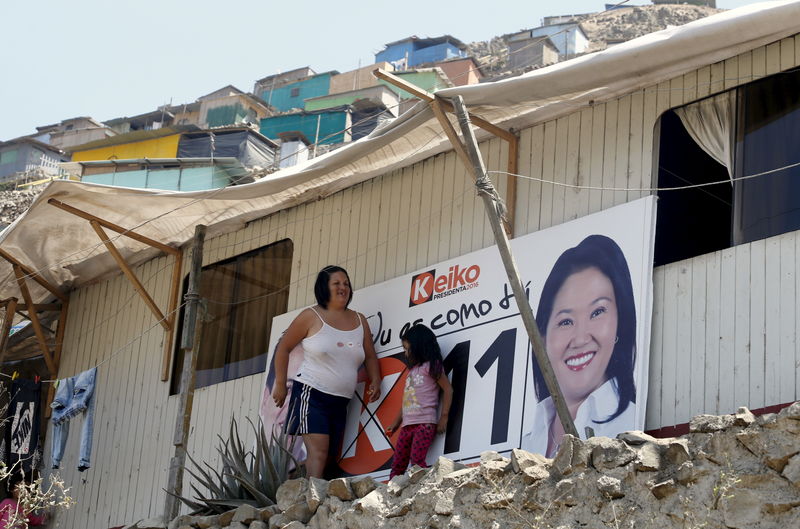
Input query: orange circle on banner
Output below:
<box><xmin>338</xmin><ymin>356</ymin><xmax>407</xmax><ymax>475</ymax></box>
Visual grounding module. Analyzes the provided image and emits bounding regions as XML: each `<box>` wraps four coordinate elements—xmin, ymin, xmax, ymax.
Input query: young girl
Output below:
<box><xmin>386</xmin><ymin>324</ymin><xmax>453</xmax><ymax>479</ymax></box>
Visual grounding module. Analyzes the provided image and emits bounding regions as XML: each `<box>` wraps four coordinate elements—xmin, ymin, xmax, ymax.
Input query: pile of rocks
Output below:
<box><xmin>0</xmin><ymin>189</ymin><xmax>40</xmax><ymax>228</ymax></box>
<box><xmin>136</xmin><ymin>402</ymin><xmax>799</xmax><ymax>529</ymax></box>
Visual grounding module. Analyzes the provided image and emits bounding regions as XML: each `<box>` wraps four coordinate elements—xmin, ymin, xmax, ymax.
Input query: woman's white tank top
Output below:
<box><xmin>293</xmin><ymin>307</ymin><xmax>366</xmax><ymax>398</ymax></box>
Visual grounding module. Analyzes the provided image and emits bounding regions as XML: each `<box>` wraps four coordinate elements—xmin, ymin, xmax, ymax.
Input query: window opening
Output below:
<box><xmin>170</xmin><ymin>238</ymin><xmax>293</xmax><ymax>394</ymax></box>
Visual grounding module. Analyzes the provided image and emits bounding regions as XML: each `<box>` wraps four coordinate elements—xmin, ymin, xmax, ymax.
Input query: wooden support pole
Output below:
<box><xmin>48</xmin><ymin>198</ymin><xmax>179</xmax><ymax>257</ymax></box>
<box><xmin>430</xmin><ymin>96</ymin><xmax>515</xmax><ymax>236</ymax></box>
<box><xmin>0</xmin><ymin>297</ymin><xmax>18</xmax><ymax>364</ymax></box>
<box><xmin>12</xmin><ymin>266</ymin><xmax>57</xmax><ymax>377</ymax></box>
<box><xmin>164</xmin><ymin>225</ymin><xmax>206</xmax><ymax>522</ymax></box>
<box><xmin>90</xmin><ymin>220</ymin><xmax>170</xmax><ymax>330</ymax></box>
<box><xmin>451</xmin><ymin>95</ymin><xmax>578</xmax><ymax>440</ymax></box>
<box><xmin>0</xmin><ymin>249</ymin><xmax>67</xmax><ymax>303</ymax></box>
<box><xmin>161</xmin><ymin>250</ymin><xmax>184</xmax><ymax>381</ymax></box>
<box><xmin>429</xmin><ymin>99</ymin><xmax>474</xmax><ymax>170</ymax></box>
<box><xmin>506</xmin><ymin>134</ymin><xmax>519</xmax><ymax>237</ymax></box>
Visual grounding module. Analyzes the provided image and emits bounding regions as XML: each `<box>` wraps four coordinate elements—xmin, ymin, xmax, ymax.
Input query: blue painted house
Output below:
<box><xmin>375</xmin><ymin>35</ymin><xmax>467</xmax><ymax>69</ymax></box>
<box><xmin>254</xmin><ymin>69</ymin><xmax>338</xmax><ymax>112</ymax></box>
<box><xmin>0</xmin><ymin>138</ymin><xmax>69</xmax><ymax>183</ymax></box>
<box><xmin>259</xmin><ymin>107</ymin><xmax>350</xmax><ymax>146</ymax></box>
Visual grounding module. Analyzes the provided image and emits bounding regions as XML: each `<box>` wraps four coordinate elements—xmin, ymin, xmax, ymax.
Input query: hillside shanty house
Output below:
<box><xmin>0</xmin><ymin>2</ymin><xmax>799</xmax><ymax>527</ymax></box>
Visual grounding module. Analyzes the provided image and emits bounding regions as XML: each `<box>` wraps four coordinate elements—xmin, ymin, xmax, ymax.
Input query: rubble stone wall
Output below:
<box><xmin>138</xmin><ymin>403</ymin><xmax>800</xmax><ymax>529</ymax></box>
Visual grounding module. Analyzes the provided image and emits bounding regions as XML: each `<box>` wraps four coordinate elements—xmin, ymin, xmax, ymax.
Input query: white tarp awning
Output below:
<box><xmin>2</xmin><ymin>0</ymin><xmax>799</xmax><ymax>303</ymax></box>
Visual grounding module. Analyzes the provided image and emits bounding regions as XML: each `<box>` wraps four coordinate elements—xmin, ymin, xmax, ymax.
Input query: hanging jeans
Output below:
<box><xmin>51</xmin><ymin>367</ymin><xmax>97</xmax><ymax>471</ymax></box>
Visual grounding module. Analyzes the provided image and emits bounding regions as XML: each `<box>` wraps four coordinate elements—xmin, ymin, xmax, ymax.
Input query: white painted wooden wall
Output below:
<box><xmin>48</xmin><ymin>35</ymin><xmax>800</xmax><ymax>529</ymax></box>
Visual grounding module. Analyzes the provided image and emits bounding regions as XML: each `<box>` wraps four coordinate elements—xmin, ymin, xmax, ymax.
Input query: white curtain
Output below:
<box><xmin>674</xmin><ymin>90</ymin><xmax>736</xmax><ymax>179</ymax></box>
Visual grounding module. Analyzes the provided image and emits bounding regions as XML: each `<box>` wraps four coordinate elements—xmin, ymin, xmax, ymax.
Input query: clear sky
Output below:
<box><xmin>0</xmin><ymin>0</ymin><xmax>767</xmax><ymax>141</ymax></box>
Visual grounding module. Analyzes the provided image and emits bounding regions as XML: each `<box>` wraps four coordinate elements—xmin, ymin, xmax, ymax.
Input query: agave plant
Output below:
<box><xmin>168</xmin><ymin>415</ymin><xmax>303</xmax><ymax>514</ymax></box>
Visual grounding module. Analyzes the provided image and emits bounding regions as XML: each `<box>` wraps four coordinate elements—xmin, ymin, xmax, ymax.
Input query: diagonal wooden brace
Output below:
<box><xmin>13</xmin><ymin>266</ymin><xmax>57</xmax><ymax>376</ymax></box>
<box><xmin>0</xmin><ymin>248</ymin><xmax>67</xmax><ymax>303</ymax></box>
<box><xmin>0</xmin><ymin>297</ymin><xmax>18</xmax><ymax>364</ymax></box>
<box><xmin>49</xmin><ymin>199</ymin><xmax>179</xmax><ymax>257</ymax></box>
<box><xmin>90</xmin><ymin>221</ymin><xmax>170</xmax><ymax>330</ymax></box>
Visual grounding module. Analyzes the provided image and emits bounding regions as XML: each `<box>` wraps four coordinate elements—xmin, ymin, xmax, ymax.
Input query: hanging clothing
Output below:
<box><xmin>50</xmin><ymin>367</ymin><xmax>97</xmax><ymax>471</ymax></box>
<box><xmin>4</xmin><ymin>379</ymin><xmax>42</xmax><ymax>474</ymax></box>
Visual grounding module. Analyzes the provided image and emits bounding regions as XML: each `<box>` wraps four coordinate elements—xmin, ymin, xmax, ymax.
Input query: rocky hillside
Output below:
<box><xmin>136</xmin><ymin>402</ymin><xmax>800</xmax><ymax>529</ymax></box>
<box><xmin>468</xmin><ymin>4</ymin><xmax>722</xmax><ymax>78</ymax></box>
<box><xmin>0</xmin><ymin>190</ymin><xmax>40</xmax><ymax>229</ymax></box>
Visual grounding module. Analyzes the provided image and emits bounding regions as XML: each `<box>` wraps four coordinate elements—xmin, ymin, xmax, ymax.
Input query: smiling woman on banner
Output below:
<box><xmin>271</xmin><ymin>265</ymin><xmax>382</xmax><ymax>479</ymax></box>
<box><xmin>522</xmin><ymin>235</ymin><xmax>637</xmax><ymax>457</ymax></box>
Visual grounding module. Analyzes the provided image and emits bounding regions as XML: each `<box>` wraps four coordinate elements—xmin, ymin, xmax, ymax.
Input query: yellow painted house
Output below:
<box><xmin>69</xmin><ymin>127</ymin><xmax>189</xmax><ymax>161</ymax></box>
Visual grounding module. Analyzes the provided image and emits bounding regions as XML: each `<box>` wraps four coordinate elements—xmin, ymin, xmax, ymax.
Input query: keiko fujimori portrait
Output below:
<box><xmin>522</xmin><ymin>235</ymin><xmax>639</xmax><ymax>457</ymax></box>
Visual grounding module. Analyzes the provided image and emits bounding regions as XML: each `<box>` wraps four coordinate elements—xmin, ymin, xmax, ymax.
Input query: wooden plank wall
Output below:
<box><xmin>649</xmin><ymin>230</ymin><xmax>800</xmax><ymax>428</ymax></box>
<box><xmin>46</xmin><ymin>254</ymin><xmax>180</xmax><ymax>529</ymax></box>
<box><xmin>49</xmin><ymin>34</ymin><xmax>800</xmax><ymax>528</ymax></box>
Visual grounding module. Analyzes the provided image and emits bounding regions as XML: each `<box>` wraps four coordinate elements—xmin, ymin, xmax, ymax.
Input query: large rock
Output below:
<box><xmin>510</xmin><ymin>448</ymin><xmax>548</xmax><ymax>473</ymax></box>
<box><xmin>351</xmin><ymin>476</ymin><xmax>377</xmax><ymax>498</ymax></box>
<box><xmin>422</xmin><ymin>457</ymin><xmax>466</xmax><ymax>484</ymax></box>
<box><xmin>737</xmin><ymin>427</ymin><xmax>800</xmax><ymax>472</ymax></box>
<box><xmin>267</xmin><ymin>513</ymin><xmax>288</xmax><ymax>529</ymax></box>
<box><xmin>588</xmin><ymin>437</ymin><xmax>636</xmax><ymax>470</ymax></box>
<box><xmin>782</xmin><ymin>453</ymin><xmax>800</xmax><ymax>486</ymax></box>
<box><xmin>193</xmin><ymin>514</ymin><xmax>220</xmax><ymax>529</ymax></box>
<box><xmin>276</xmin><ymin>478</ymin><xmax>309</xmax><ymax>511</ymax></box>
<box><xmin>218</xmin><ymin>509</ymin><xmax>236</xmax><ymax>527</ymax></box>
<box><xmin>690</xmin><ymin>413</ymin><xmax>736</xmax><ymax>433</ymax></box>
<box><xmin>386</xmin><ymin>474</ymin><xmax>410</xmax><ymax>496</ymax></box>
<box><xmin>305</xmin><ymin>477</ymin><xmax>328</xmax><ymax>512</ymax></box>
<box><xmin>283</xmin><ymin>501</ymin><xmax>313</xmax><ymax>524</ymax></box>
<box><xmin>633</xmin><ymin>442</ymin><xmax>662</xmax><ymax>471</ymax></box>
<box><xmin>327</xmin><ymin>478</ymin><xmax>354</xmax><ymax>501</ymax></box>
<box><xmin>552</xmin><ymin>435</ymin><xmax>590</xmax><ymax>476</ymax></box>
<box><xmin>596</xmin><ymin>475</ymin><xmax>624</xmax><ymax>499</ymax></box>
<box><xmin>231</xmin><ymin>504</ymin><xmax>259</xmax><ymax>525</ymax></box>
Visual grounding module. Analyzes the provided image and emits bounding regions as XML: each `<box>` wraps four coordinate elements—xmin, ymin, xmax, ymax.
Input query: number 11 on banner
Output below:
<box><xmin>432</xmin><ymin>319</ymin><xmax>531</xmax><ymax>462</ymax></box>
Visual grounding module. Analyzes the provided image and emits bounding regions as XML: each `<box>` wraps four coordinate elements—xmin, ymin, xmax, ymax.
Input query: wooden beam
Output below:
<box><xmin>12</xmin><ymin>266</ymin><xmax>57</xmax><ymax>376</ymax></box>
<box><xmin>53</xmin><ymin>300</ymin><xmax>69</xmax><ymax>366</ymax></box>
<box><xmin>0</xmin><ymin>298</ymin><xmax>18</xmax><ymax>364</ymax></box>
<box><xmin>161</xmin><ymin>250</ymin><xmax>184</xmax><ymax>381</ymax></box>
<box><xmin>373</xmin><ymin>68</ymin><xmax>517</xmax><ymax>143</ymax></box>
<box><xmin>90</xmin><ymin>221</ymin><xmax>170</xmax><ymax>330</ymax></box>
<box><xmin>0</xmin><ymin>249</ymin><xmax>67</xmax><ymax>303</ymax></box>
<box><xmin>48</xmin><ymin>198</ymin><xmax>179</xmax><ymax>257</ymax></box>
<box><xmin>17</xmin><ymin>303</ymin><xmax>61</xmax><ymax>312</ymax></box>
<box><xmin>506</xmin><ymin>133</ymin><xmax>519</xmax><ymax>237</ymax></box>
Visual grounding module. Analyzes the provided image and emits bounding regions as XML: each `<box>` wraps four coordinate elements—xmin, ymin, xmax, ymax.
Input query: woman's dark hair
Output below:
<box><xmin>533</xmin><ymin>234</ymin><xmax>637</xmax><ymax>423</ymax></box>
<box><xmin>313</xmin><ymin>265</ymin><xmax>353</xmax><ymax>309</ymax></box>
<box><xmin>400</xmin><ymin>324</ymin><xmax>444</xmax><ymax>379</ymax></box>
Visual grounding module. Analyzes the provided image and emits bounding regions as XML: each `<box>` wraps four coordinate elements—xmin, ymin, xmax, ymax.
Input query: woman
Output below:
<box><xmin>522</xmin><ymin>235</ymin><xmax>637</xmax><ymax>457</ymax></box>
<box><xmin>272</xmin><ymin>265</ymin><xmax>382</xmax><ymax>478</ymax></box>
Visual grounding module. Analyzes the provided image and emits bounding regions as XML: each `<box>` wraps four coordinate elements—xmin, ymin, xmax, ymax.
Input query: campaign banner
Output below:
<box><xmin>261</xmin><ymin>196</ymin><xmax>656</xmax><ymax>479</ymax></box>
